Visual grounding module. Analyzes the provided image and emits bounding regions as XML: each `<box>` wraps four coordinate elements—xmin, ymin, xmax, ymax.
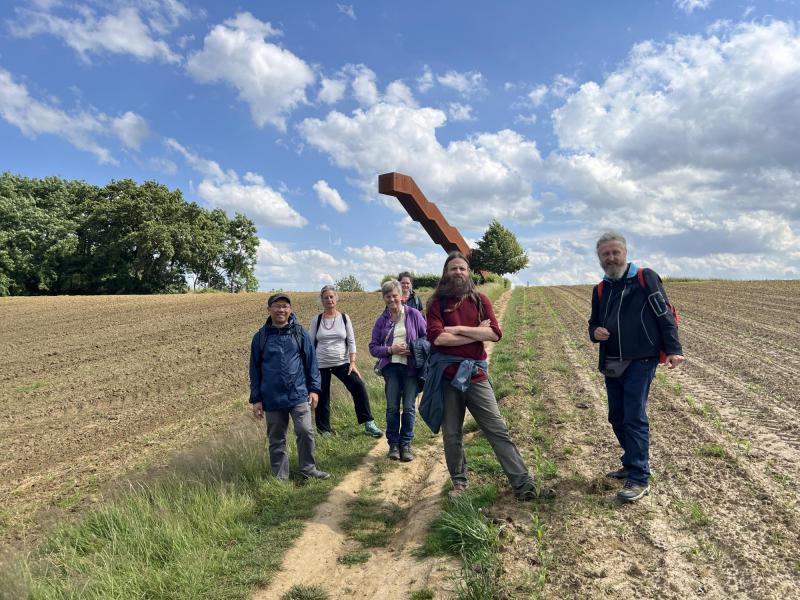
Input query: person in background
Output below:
<box><xmin>399</xmin><ymin>271</ymin><xmax>424</xmax><ymax>312</ymax></box>
<box><xmin>588</xmin><ymin>231</ymin><xmax>684</xmax><ymax>502</ymax></box>
<box><xmin>249</xmin><ymin>293</ymin><xmax>330</xmax><ymax>482</ymax></box>
<box><xmin>309</xmin><ymin>285</ymin><xmax>383</xmax><ymax>438</ymax></box>
<box><xmin>369</xmin><ymin>280</ymin><xmax>427</xmax><ymax>461</ymax></box>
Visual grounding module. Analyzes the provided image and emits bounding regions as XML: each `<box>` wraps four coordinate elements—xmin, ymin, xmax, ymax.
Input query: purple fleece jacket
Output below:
<box><xmin>369</xmin><ymin>305</ymin><xmax>427</xmax><ymax>376</ymax></box>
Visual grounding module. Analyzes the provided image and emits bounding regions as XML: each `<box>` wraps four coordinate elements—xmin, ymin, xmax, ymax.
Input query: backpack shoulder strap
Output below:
<box><xmin>313</xmin><ymin>313</ymin><xmax>323</xmax><ymax>347</ymax></box>
<box><xmin>637</xmin><ymin>268</ymin><xmax>646</xmax><ymax>289</ymax></box>
<box><xmin>439</xmin><ymin>296</ymin><xmax>446</xmax><ymax>326</ymax></box>
<box><xmin>342</xmin><ymin>313</ymin><xmax>348</xmax><ymax>328</ymax></box>
<box><xmin>597</xmin><ymin>280</ymin><xmax>604</xmax><ymax>299</ymax></box>
<box><xmin>293</xmin><ymin>326</ymin><xmax>309</xmax><ymax>374</ymax></box>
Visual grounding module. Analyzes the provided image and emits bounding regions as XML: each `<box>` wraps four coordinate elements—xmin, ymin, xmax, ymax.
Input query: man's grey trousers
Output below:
<box><xmin>441</xmin><ymin>380</ymin><xmax>534</xmax><ymax>494</ymax></box>
<box><xmin>265</xmin><ymin>402</ymin><xmax>317</xmax><ymax>480</ymax></box>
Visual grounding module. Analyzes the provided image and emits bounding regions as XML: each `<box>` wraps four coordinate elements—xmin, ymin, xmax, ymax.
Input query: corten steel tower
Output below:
<box><xmin>378</xmin><ymin>172</ymin><xmax>471</xmax><ymax>257</ymax></box>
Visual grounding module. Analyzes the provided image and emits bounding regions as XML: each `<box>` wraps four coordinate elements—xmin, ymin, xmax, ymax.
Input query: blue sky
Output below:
<box><xmin>1</xmin><ymin>0</ymin><xmax>799</xmax><ymax>290</ymax></box>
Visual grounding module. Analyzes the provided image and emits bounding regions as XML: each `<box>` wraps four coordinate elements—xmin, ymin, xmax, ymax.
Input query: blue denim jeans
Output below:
<box><xmin>605</xmin><ymin>358</ymin><xmax>658</xmax><ymax>485</ymax></box>
<box><xmin>383</xmin><ymin>363</ymin><xmax>417</xmax><ymax>446</ymax></box>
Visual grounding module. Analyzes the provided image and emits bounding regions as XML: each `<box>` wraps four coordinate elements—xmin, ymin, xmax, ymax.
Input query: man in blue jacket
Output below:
<box><xmin>588</xmin><ymin>232</ymin><xmax>684</xmax><ymax>502</ymax></box>
<box><xmin>250</xmin><ymin>293</ymin><xmax>330</xmax><ymax>481</ymax></box>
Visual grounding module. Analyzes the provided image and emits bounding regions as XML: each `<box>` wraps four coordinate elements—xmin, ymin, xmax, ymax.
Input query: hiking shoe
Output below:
<box><xmin>617</xmin><ymin>480</ymin><xmax>650</xmax><ymax>503</ymax></box>
<box><xmin>364</xmin><ymin>420</ymin><xmax>383</xmax><ymax>438</ymax></box>
<box><xmin>606</xmin><ymin>467</ymin><xmax>629</xmax><ymax>480</ymax></box>
<box><xmin>515</xmin><ymin>486</ymin><xmax>556</xmax><ymax>502</ymax></box>
<box><xmin>448</xmin><ymin>482</ymin><xmax>467</xmax><ymax>498</ymax></box>
<box><xmin>400</xmin><ymin>444</ymin><xmax>414</xmax><ymax>462</ymax></box>
<box><xmin>318</xmin><ymin>430</ymin><xmax>334</xmax><ymax>438</ymax></box>
<box><xmin>302</xmin><ymin>469</ymin><xmax>331</xmax><ymax>481</ymax></box>
<box><xmin>388</xmin><ymin>445</ymin><xmax>400</xmax><ymax>460</ymax></box>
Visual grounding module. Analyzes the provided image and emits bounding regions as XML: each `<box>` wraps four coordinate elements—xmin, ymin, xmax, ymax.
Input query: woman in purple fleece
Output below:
<box><xmin>369</xmin><ymin>279</ymin><xmax>427</xmax><ymax>462</ymax></box>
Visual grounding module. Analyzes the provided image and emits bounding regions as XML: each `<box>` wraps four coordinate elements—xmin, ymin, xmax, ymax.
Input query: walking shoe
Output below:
<box><xmin>364</xmin><ymin>420</ymin><xmax>383</xmax><ymax>438</ymax></box>
<box><xmin>448</xmin><ymin>482</ymin><xmax>467</xmax><ymax>498</ymax></box>
<box><xmin>515</xmin><ymin>485</ymin><xmax>556</xmax><ymax>501</ymax></box>
<box><xmin>318</xmin><ymin>430</ymin><xmax>334</xmax><ymax>438</ymax></box>
<box><xmin>606</xmin><ymin>467</ymin><xmax>629</xmax><ymax>480</ymax></box>
<box><xmin>617</xmin><ymin>480</ymin><xmax>650</xmax><ymax>502</ymax></box>
<box><xmin>388</xmin><ymin>445</ymin><xmax>400</xmax><ymax>460</ymax></box>
<box><xmin>302</xmin><ymin>469</ymin><xmax>331</xmax><ymax>481</ymax></box>
<box><xmin>400</xmin><ymin>444</ymin><xmax>414</xmax><ymax>462</ymax></box>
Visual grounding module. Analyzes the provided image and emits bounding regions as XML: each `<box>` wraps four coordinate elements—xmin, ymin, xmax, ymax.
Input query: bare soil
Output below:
<box><xmin>0</xmin><ymin>292</ymin><xmax>385</xmax><ymax>541</ymax></box>
<box><xmin>522</xmin><ymin>282</ymin><xmax>800</xmax><ymax>599</ymax></box>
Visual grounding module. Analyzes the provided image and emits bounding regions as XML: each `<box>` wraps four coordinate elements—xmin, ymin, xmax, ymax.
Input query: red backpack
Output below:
<box><xmin>596</xmin><ymin>268</ymin><xmax>678</xmax><ymax>364</ymax></box>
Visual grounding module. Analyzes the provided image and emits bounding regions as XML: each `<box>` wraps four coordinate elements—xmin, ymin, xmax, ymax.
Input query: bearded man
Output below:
<box><xmin>589</xmin><ymin>232</ymin><xmax>684</xmax><ymax>502</ymax></box>
<box><xmin>422</xmin><ymin>251</ymin><xmax>546</xmax><ymax>501</ymax></box>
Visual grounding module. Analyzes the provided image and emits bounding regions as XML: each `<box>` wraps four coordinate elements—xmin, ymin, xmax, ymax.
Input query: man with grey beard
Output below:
<box><xmin>588</xmin><ymin>232</ymin><xmax>684</xmax><ymax>502</ymax></box>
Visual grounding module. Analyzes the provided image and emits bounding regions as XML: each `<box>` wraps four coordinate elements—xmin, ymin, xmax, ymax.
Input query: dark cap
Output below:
<box><xmin>267</xmin><ymin>293</ymin><xmax>291</xmax><ymax>307</ymax></box>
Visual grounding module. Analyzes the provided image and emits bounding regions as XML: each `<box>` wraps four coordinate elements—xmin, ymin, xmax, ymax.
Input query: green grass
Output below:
<box><xmin>2</xmin><ymin>380</ymin><xmax>382</xmax><ymax>600</ymax></box>
<box><xmin>410</xmin><ymin>589</ymin><xmax>435</xmax><ymax>600</ymax></box>
<box><xmin>15</xmin><ymin>380</ymin><xmax>47</xmax><ymax>393</ymax></box>
<box><xmin>337</xmin><ymin>549</ymin><xmax>371</xmax><ymax>565</ymax></box>
<box><xmin>675</xmin><ymin>500</ymin><xmax>712</xmax><ymax>528</ymax></box>
<box><xmin>341</xmin><ymin>488</ymin><xmax>406</xmax><ymax>548</ymax></box>
<box><xmin>280</xmin><ymin>584</ymin><xmax>330</xmax><ymax>600</ymax></box>
<box><xmin>698</xmin><ymin>443</ymin><xmax>726</xmax><ymax>458</ymax></box>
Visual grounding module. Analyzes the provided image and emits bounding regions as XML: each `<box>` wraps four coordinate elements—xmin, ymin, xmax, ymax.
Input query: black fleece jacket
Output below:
<box><xmin>588</xmin><ymin>263</ymin><xmax>682</xmax><ymax>372</ymax></box>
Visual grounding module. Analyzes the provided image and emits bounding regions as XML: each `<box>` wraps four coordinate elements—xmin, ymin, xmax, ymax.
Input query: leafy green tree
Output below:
<box><xmin>222</xmin><ymin>213</ymin><xmax>259</xmax><ymax>293</ymax></box>
<box><xmin>335</xmin><ymin>274</ymin><xmax>364</xmax><ymax>292</ymax></box>
<box><xmin>469</xmin><ymin>220</ymin><xmax>528</xmax><ymax>276</ymax></box>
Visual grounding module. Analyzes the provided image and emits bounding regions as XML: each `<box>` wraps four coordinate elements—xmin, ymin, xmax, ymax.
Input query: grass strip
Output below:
<box><xmin>2</xmin><ymin>389</ymin><xmax>380</xmax><ymax>599</ymax></box>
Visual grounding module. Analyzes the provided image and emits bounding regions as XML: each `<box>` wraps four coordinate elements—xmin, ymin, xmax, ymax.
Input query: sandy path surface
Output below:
<box><xmin>253</xmin><ymin>289</ymin><xmax>514</xmax><ymax>600</ymax></box>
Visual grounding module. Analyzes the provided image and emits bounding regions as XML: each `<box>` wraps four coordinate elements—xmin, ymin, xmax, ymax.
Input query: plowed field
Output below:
<box><xmin>0</xmin><ymin>292</ymin><xmax>386</xmax><ymax>541</ymax></box>
<box><xmin>520</xmin><ymin>280</ymin><xmax>800</xmax><ymax>599</ymax></box>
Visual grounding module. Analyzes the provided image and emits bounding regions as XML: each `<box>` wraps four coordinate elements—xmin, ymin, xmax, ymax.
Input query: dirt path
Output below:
<box><xmin>254</xmin><ymin>289</ymin><xmax>514</xmax><ymax>600</ymax></box>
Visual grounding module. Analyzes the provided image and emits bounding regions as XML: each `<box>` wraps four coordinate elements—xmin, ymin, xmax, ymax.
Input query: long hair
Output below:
<box><xmin>427</xmin><ymin>251</ymin><xmax>484</xmax><ymax>319</ymax></box>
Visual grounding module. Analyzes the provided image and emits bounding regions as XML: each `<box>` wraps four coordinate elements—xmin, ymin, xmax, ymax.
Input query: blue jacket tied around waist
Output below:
<box><xmin>419</xmin><ymin>352</ymin><xmax>489</xmax><ymax>434</ymax></box>
<box><xmin>249</xmin><ymin>314</ymin><xmax>321</xmax><ymax>412</ymax></box>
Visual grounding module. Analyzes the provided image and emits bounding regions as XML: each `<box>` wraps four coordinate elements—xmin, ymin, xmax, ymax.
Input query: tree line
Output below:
<box><xmin>0</xmin><ymin>173</ymin><xmax>258</xmax><ymax>296</ymax></box>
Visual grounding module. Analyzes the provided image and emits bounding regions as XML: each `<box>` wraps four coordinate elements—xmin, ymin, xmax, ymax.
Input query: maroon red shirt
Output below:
<box><xmin>426</xmin><ymin>293</ymin><xmax>502</xmax><ymax>382</ymax></box>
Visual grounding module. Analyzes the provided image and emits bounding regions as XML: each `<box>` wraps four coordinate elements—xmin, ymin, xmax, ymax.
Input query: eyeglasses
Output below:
<box><xmin>270</xmin><ymin>304</ymin><xmax>291</xmax><ymax>310</ymax></box>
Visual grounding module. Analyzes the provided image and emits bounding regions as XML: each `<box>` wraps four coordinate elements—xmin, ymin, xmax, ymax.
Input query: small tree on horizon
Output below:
<box><xmin>469</xmin><ymin>220</ymin><xmax>528</xmax><ymax>276</ymax></box>
<box><xmin>335</xmin><ymin>274</ymin><xmax>364</xmax><ymax>292</ymax></box>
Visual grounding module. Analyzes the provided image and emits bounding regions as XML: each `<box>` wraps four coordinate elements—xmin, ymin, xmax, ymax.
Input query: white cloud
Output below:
<box><xmin>345</xmin><ymin>64</ymin><xmax>380</xmax><ymax>106</ymax></box>
<box><xmin>317</xmin><ymin>77</ymin><xmax>347</xmax><ymax>104</ymax></box>
<box><xmin>514</xmin><ymin>114</ymin><xmax>537</xmax><ymax>125</ymax></box>
<box><xmin>186</xmin><ymin>12</ymin><xmax>314</xmax><ymax>130</ymax></box>
<box><xmin>437</xmin><ymin>70</ymin><xmax>486</xmax><ymax>96</ymax></box>
<box><xmin>299</xmin><ymin>102</ymin><xmax>544</xmax><ymax>230</ymax></box>
<box><xmin>527</xmin><ymin>84</ymin><xmax>549</xmax><ymax>106</ymax></box>
<box><xmin>0</xmin><ymin>67</ymin><xmax>150</xmax><ymax>164</ymax></box>
<box><xmin>166</xmin><ymin>138</ymin><xmax>308</xmax><ymax>227</ymax></box>
<box><xmin>313</xmin><ymin>180</ymin><xmax>349</xmax><ymax>213</ymax></box>
<box><xmin>417</xmin><ymin>65</ymin><xmax>434</xmax><ymax>92</ymax></box>
<box><xmin>337</xmin><ymin>4</ymin><xmax>356</xmax><ymax>20</ymax></box>
<box><xmin>546</xmin><ymin>20</ymin><xmax>800</xmax><ymax>264</ymax></box>
<box><xmin>10</xmin><ymin>3</ymin><xmax>184</xmax><ymax>63</ymax></box>
<box><xmin>112</xmin><ymin>111</ymin><xmax>150</xmax><ymax>150</ymax></box>
<box><xmin>448</xmin><ymin>102</ymin><xmax>475</xmax><ymax>121</ymax></box>
<box><xmin>675</xmin><ymin>0</ymin><xmax>713</xmax><ymax>14</ymax></box>
<box><xmin>385</xmin><ymin>80</ymin><xmax>417</xmax><ymax>107</ymax></box>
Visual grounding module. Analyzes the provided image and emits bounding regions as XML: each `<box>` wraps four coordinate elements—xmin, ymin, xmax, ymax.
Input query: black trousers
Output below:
<box><xmin>317</xmin><ymin>363</ymin><xmax>374</xmax><ymax>433</ymax></box>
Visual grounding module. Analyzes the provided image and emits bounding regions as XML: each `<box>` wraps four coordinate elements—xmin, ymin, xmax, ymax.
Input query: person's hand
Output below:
<box><xmin>348</xmin><ymin>362</ymin><xmax>361</xmax><ymax>377</ymax></box>
<box><xmin>594</xmin><ymin>327</ymin><xmax>610</xmax><ymax>341</ymax></box>
<box><xmin>308</xmin><ymin>392</ymin><xmax>319</xmax><ymax>409</ymax></box>
<box><xmin>391</xmin><ymin>342</ymin><xmax>410</xmax><ymax>356</ymax></box>
<box><xmin>479</xmin><ymin>319</ymin><xmax>491</xmax><ymax>328</ymax></box>
<box><xmin>665</xmin><ymin>354</ymin><xmax>685</xmax><ymax>369</ymax></box>
<box><xmin>443</xmin><ymin>326</ymin><xmax>461</xmax><ymax>335</ymax></box>
<box><xmin>251</xmin><ymin>402</ymin><xmax>264</xmax><ymax>419</ymax></box>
